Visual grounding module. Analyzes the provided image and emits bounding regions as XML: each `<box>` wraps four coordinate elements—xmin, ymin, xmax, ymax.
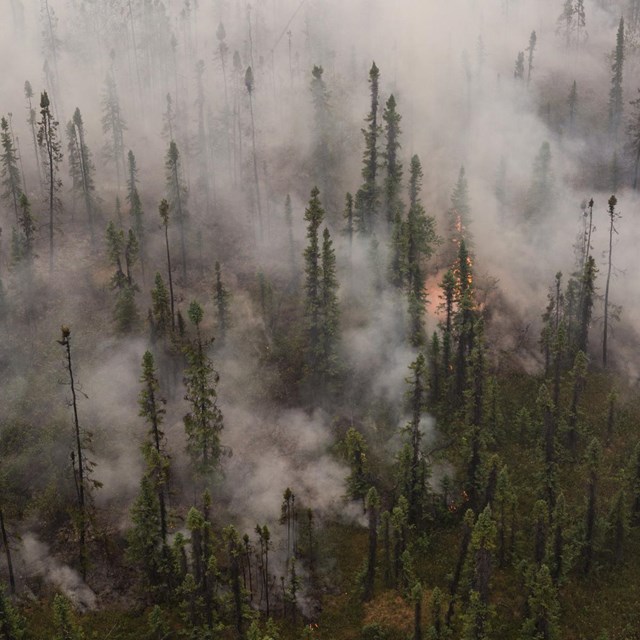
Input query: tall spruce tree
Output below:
<box><xmin>24</xmin><ymin>80</ymin><xmax>42</xmax><ymax>187</ymax></box>
<box><xmin>58</xmin><ymin>326</ymin><xmax>100</xmax><ymax>580</ymax></box>
<box><xmin>310</xmin><ymin>65</ymin><xmax>333</xmax><ymax>217</ymax></box>
<box><xmin>183</xmin><ymin>301</ymin><xmax>225</xmax><ymax>479</ymax></box>
<box><xmin>0</xmin><ymin>116</ymin><xmax>22</xmax><ymax>221</ymax></box>
<box><xmin>382</xmin><ymin>94</ymin><xmax>403</xmax><ymax>228</ymax></box>
<box><xmin>101</xmin><ymin>72</ymin><xmax>127</xmax><ymax>189</ymax></box>
<box><xmin>406</xmin><ymin>155</ymin><xmax>438</xmax><ymax>346</ymax></box>
<box><xmin>67</xmin><ymin>107</ymin><xmax>97</xmax><ymax>242</ymax></box>
<box><xmin>609</xmin><ymin>17</ymin><xmax>625</xmax><ymax>139</ymax></box>
<box><xmin>138</xmin><ymin>350</ymin><xmax>170</xmax><ymax>544</ymax></box>
<box><xmin>602</xmin><ymin>195</ymin><xmax>620</xmax><ymax>368</ymax></box>
<box><xmin>628</xmin><ymin>89</ymin><xmax>640</xmax><ymax>189</ymax></box>
<box><xmin>165</xmin><ymin>141</ymin><xmax>188</xmax><ymax>281</ymax></box>
<box><xmin>213</xmin><ymin>261</ymin><xmax>231</xmax><ymax>345</ymax></box>
<box><xmin>127</xmin><ymin>150</ymin><xmax>145</xmax><ymax>281</ymax></box>
<box><xmin>302</xmin><ymin>187</ymin><xmax>340</xmax><ymax>395</ymax></box>
<box><xmin>37</xmin><ymin>91</ymin><xmax>62</xmax><ymax>273</ymax></box>
<box><xmin>354</xmin><ymin>62</ymin><xmax>381</xmax><ymax>234</ymax></box>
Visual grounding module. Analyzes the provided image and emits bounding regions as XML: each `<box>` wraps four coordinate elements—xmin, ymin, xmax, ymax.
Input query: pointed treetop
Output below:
<box><xmin>245</xmin><ymin>66</ymin><xmax>254</xmax><ymax>93</ymax></box>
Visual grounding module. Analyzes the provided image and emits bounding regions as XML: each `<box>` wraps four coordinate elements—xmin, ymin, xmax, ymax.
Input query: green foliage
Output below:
<box><xmin>354</xmin><ymin>62</ymin><xmax>381</xmax><ymax>234</ymax></box>
<box><xmin>0</xmin><ymin>588</ymin><xmax>25</xmax><ymax>639</ymax></box>
<box><xmin>183</xmin><ymin>305</ymin><xmax>225</xmax><ymax>478</ymax></box>
<box><xmin>303</xmin><ymin>188</ymin><xmax>341</xmax><ymax>396</ymax></box>
<box><xmin>213</xmin><ymin>261</ymin><xmax>231</xmax><ymax>344</ymax></box>
<box><xmin>343</xmin><ymin>428</ymin><xmax>370</xmax><ymax>503</ymax></box>
<box><xmin>0</xmin><ymin>115</ymin><xmax>22</xmax><ymax>220</ymax></box>
<box><xmin>52</xmin><ymin>595</ymin><xmax>84</xmax><ymax>640</ymax></box>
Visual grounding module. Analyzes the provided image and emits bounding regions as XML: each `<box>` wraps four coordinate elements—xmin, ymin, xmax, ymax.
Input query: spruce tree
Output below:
<box><xmin>183</xmin><ymin>301</ymin><xmax>225</xmax><ymax>479</ymax></box>
<box><xmin>609</xmin><ymin>17</ymin><xmax>625</xmax><ymax>140</ymax></box>
<box><xmin>310</xmin><ymin>65</ymin><xmax>333</xmax><ymax>217</ymax></box>
<box><xmin>603</xmin><ymin>195</ymin><xmax>620</xmax><ymax>368</ymax></box>
<box><xmin>67</xmin><ymin>107</ymin><xmax>97</xmax><ymax>242</ymax></box>
<box><xmin>400</xmin><ymin>353</ymin><xmax>430</xmax><ymax>528</ymax></box>
<box><xmin>405</xmin><ymin>155</ymin><xmax>438</xmax><ymax>346</ymax></box>
<box><xmin>138</xmin><ymin>351</ymin><xmax>170</xmax><ymax>544</ymax></box>
<box><xmin>527</xmin><ymin>31</ymin><xmax>537</xmax><ymax>86</ymax></box>
<box><xmin>354</xmin><ymin>62</ymin><xmax>381</xmax><ymax>234</ymax></box>
<box><xmin>101</xmin><ymin>73</ymin><xmax>127</xmax><ymax>189</ymax></box>
<box><xmin>52</xmin><ymin>594</ymin><xmax>84</xmax><ymax>640</ymax></box>
<box><xmin>520</xmin><ymin>564</ymin><xmax>560</xmax><ymax>640</ymax></box>
<box><xmin>58</xmin><ymin>326</ymin><xmax>100</xmax><ymax>581</ymax></box>
<box><xmin>382</xmin><ymin>94</ymin><xmax>403</xmax><ymax>228</ymax></box>
<box><xmin>557</xmin><ymin>0</ymin><xmax>575</xmax><ymax>46</ymax></box>
<box><xmin>127</xmin><ymin>150</ymin><xmax>145</xmax><ymax>281</ymax></box>
<box><xmin>213</xmin><ymin>261</ymin><xmax>231</xmax><ymax>345</ymax></box>
<box><xmin>159</xmin><ymin>199</ymin><xmax>176</xmax><ymax>330</ymax></box>
<box><xmin>11</xmin><ymin>193</ymin><xmax>36</xmax><ymax>269</ymax></box>
<box><xmin>165</xmin><ymin>141</ymin><xmax>188</xmax><ymax>281</ymax></box>
<box><xmin>0</xmin><ymin>587</ymin><xmax>25</xmax><ymax>637</ymax></box>
<box><xmin>37</xmin><ymin>91</ymin><xmax>62</xmax><ymax>273</ymax></box>
<box><xmin>302</xmin><ymin>189</ymin><xmax>340</xmax><ymax>396</ymax></box>
<box><xmin>0</xmin><ymin>116</ymin><xmax>22</xmax><ymax>221</ymax></box>
<box><xmin>24</xmin><ymin>80</ymin><xmax>42</xmax><ymax>186</ymax></box>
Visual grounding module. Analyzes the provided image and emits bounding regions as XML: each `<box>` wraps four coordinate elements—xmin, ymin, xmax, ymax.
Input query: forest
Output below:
<box><xmin>1</xmin><ymin>0</ymin><xmax>640</xmax><ymax>638</ymax></box>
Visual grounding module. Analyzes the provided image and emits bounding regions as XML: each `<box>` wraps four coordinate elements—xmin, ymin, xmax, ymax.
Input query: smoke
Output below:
<box><xmin>19</xmin><ymin>533</ymin><xmax>97</xmax><ymax>611</ymax></box>
<box><xmin>1</xmin><ymin>0</ymin><xmax>640</xmax><ymax>603</ymax></box>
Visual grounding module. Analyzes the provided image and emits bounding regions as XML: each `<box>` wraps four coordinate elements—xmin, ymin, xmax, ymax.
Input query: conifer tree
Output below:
<box><xmin>24</xmin><ymin>80</ymin><xmax>42</xmax><ymax>186</ymax></box>
<box><xmin>213</xmin><ymin>261</ymin><xmax>231</xmax><ymax>345</ymax></box>
<box><xmin>138</xmin><ymin>351</ymin><xmax>169</xmax><ymax>544</ymax></box>
<box><xmin>446</xmin><ymin>166</ymin><xmax>471</xmax><ymax>262</ymax></box>
<box><xmin>105</xmin><ymin>221</ymin><xmax>139</xmax><ymax>332</ymax></box>
<box><xmin>101</xmin><ymin>73</ymin><xmax>127</xmax><ymax>189</ymax></box>
<box><xmin>52</xmin><ymin>594</ymin><xmax>84</xmax><ymax>640</ymax></box>
<box><xmin>0</xmin><ymin>116</ymin><xmax>22</xmax><ymax>221</ymax></box>
<box><xmin>400</xmin><ymin>353</ymin><xmax>430</xmax><ymax>528</ymax></box>
<box><xmin>576</xmin><ymin>256</ymin><xmax>596</xmax><ymax>354</ymax></box>
<box><xmin>603</xmin><ymin>195</ymin><xmax>620</xmax><ymax>368</ymax></box>
<box><xmin>150</xmin><ymin>272</ymin><xmax>172</xmax><ymax>342</ymax></box>
<box><xmin>302</xmin><ymin>188</ymin><xmax>340</xmax><ymax>395</ymax></box>
<box><xmin>343</xmin><ymin>428</ymin><xmax>370</xmax><ymax>504</ymax></box>
<box><xmin>628</xmin><ymin>89</ymin><xmax>640</xmax><ymax>189</ymax></box>
<box><xmin>382</xmin><ymin>94</ymin><xmax>403</xmax><ymax>228</ymax></box>
<box><xmin>67</xmin><ymin>107</ymin><xmax>97</xmax><ymax>242</ymax></box>
<box><xmin>37</xmin><ymin>91</ymin><xmax>62</xmax><ymax>273</ymax></box>
<box><xmin>183</xmin><ymin>301</ymin><xmax>225</xmax><ymax>479</ymax></box>
<box><xmin>527</xmin><ymin>31</ymin><xmax>537</xmax><ymax>86</ymax></box>
<box><xmin>127</xmin><ymin>150</ymin><xmax>145</xmax><ymax>281</ymax></box>
<box><xmin>520</xmin><ymin>564</ymin><xmax>560</xmax><ymax>640</ymax></box>
<box><xmin>405</xmin><ymin>155</ymin><xmax>438</xmax><ymax>346</ymax></box>
<box><xmin>159</xmin><ymin>199</ymin><xmax>176</xmax><ymax>330</ymax></box>
<box><xmin>310</xmin><ymin>65</ymin><xmax>333</xmax><ymax>216</ymax></box>
<box><xmin>354</xmin><ymin>62</ymin><xmax>381</xmax><ymax>234</ymax></box>
<box><xmin>58</xmin><ymin>326</ymin><xmax>100</xmax><ymax>580</ymax></box>
<box><xmin>319</xmin><ymin>226</ymin><xmax>340</xmax><ymax>387</ymax></box>
<box><xmin>128</xmin><ymin>473</ymin><xmax>164</xmax><ymax>587</ymax></box>
<box><xmin>557</xmin><ymin>0</ymin><xmax>575</xmax><ymax>46</ymax></box>
<box><xmin>609</xmin><ymin>17</ymin><xmax>625</xmax><ymax>140</ymax></box>
<box><xmin>165</xmin><ymin>141</ymin><xmax>188</xmax><ymax>281</ymax></box>
<box><xmin>11</xmin><ymin>193</ymin><xmax>35</xmax><ymax>269</ymax></box>
<box><xmin>0</xmin><ymin>587</ymin><xmax>25</xmax><ymax>637</ymax></box>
